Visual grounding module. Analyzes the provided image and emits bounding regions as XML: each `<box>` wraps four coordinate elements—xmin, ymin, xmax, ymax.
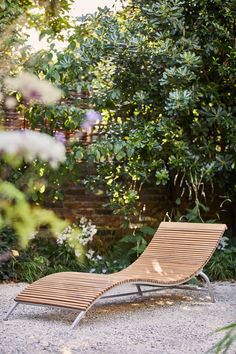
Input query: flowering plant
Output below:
<box><xmin>0</xmin><ymin>130</ymin><xmax>65</xmax><ymax>168</ymax></box>
<box><xmin>56</xmin><ymin>217</ymin><xmax>97</xmax><ymax>262</ymax></box>
<box><xmin>218</xmin><ymin>236</ymin><xmax>229</xmax><ymax>251</ymax></box>
<box><xmin>0</xmin><ymin>70</ymin><xmax>67</xmax><ymax>247</ymax></box>
<box><xmin>4</xmin><ymin>72</ymin><xmax>62</xmax><ymax>106</ymax></box>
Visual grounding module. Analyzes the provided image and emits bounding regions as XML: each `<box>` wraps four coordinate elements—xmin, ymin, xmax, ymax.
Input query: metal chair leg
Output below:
<box><xmin>3</xmin><ymin>302</ymin><xmax>19</xmax><ymax>321</ymax></box>
<box><xmin>136</xmin><ymin>284</ymin><xmax>143</xmax><ymax>296</ymax></box>
<box><xmin>71</xmin><ymin>311</ymin><xmax>86</xmax><ymax>329</ymax></box>
<box><xmin>197</xmin><ymin>271</ymin><xmax>215</xmax><ymax>303</ymax></box>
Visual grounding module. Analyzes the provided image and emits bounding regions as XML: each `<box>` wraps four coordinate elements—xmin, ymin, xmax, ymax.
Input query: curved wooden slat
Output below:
<box><xmin>15</xmin><ymin>222</ymin><xmax>227</xmax><ymax>313</ymax></box>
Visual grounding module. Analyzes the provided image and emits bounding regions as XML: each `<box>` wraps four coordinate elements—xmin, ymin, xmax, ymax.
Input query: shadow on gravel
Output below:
<box><xmin>9</xmin><ymin>292</ymin><xmax>212</xmax><ymax>327</ymax></box>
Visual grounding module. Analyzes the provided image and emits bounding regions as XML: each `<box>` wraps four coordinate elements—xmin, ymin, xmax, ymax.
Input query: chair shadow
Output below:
<box><xmin>16</xmin><ymin>289</ymin><xmax>210</xmax><ymax>327</ymax></box>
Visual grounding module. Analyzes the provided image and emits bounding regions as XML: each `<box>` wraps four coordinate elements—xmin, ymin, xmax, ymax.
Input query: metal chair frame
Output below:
<box><xmin>4</xmin><ymin>270</ymin><xmax>214</xmax><ymax>329</ymax></box>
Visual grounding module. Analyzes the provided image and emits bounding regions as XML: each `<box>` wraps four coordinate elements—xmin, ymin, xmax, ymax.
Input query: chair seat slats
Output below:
<box><xmin>15</xmin><ymin>222</ymin><xmax>227</xmax><ymax>312</ymax></box>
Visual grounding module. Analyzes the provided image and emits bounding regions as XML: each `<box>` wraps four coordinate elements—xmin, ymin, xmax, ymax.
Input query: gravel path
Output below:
<box><xmin>0</xmin><ymin>281</ymin><xmax>235</xmax><ymax>354</ymax></box>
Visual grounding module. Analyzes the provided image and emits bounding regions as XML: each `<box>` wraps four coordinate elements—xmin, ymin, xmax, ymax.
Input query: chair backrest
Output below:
<box><xmin>121</xmin><ymin>222</ymin><xmax>227</xmax><ymax>282</ymax></box>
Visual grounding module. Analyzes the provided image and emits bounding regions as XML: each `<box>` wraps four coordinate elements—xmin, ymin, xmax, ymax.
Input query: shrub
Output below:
<box><xmin>206</xmin><ymin>247</ymin><xmax>236</xmax><ymax>281</ymax></box>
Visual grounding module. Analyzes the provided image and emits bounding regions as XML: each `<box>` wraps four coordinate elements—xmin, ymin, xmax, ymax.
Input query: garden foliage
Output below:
<box><xmin>24</xmin><ymin>0</ymin><xmax>236</xmax><ymax>224</ymax></box>
<box><xmin>1</xmin><ymin>0</ymin><xmax>236</xmax><ymax>281</ymax></box>
<box><xmin>0</xmin><ymin>2</ymin><xmax>71</xmax><ymax>248</ymax></box>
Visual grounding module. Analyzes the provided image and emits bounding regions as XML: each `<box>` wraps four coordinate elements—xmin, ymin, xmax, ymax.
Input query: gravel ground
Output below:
<box><xmin>0</xmin><ymin>281</ymin><xmax>236</xmax><ymax>354</ymax></box>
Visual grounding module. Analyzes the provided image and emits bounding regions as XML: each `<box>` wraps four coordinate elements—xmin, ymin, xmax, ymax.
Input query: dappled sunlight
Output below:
<box><xmin>1</xmin><ymin>282</ymin><xmax>235</xmax><ymax>354</ymax></box>
<box><xmin>151</xmin><ymin>260</ymin><xmax>163</xmax><ymax>274</ymax></box>
<box><xmin>94</xmin><ymin>292</ymin><xmax>198</xmax><ymax>318</ymax></box>
<box><xmin>62</xmin><ymin>349</ymin><xmax>72</xmax><ymax>354</ymax></box>
<box><xmin>144</xmin><ymin>268</ymin><xmax>150</xmax><ymax>274</ymax></box>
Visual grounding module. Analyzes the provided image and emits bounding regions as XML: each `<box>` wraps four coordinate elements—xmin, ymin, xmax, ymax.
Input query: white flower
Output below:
<box><xmin>56</xmin><ymin>233</ymin><xmax>67</xmax><ymax>244</ymax></box>
<box><xmin>56</xmin><ymin>237</ymin><xmax>64</xmax><ymax>245</ymax></box>
<box><xmin>75</xmin><ymin>250</ymin><xmax>81</xmax><ymax>258</ymax></box>
<box><xmin>66</xmin><ymin>226</ymin><xmax>73</xmax><ymax>233</ymax></box>
<box><xmin>80</xmin><ymin>238</ymin><xmax>88</xmax><ymax>246</ymax></box>
<box><xmin>218</xmin><ymin>236</ymin><xmax>229</xmax><ymax>250</ymax></box>
<box><xmin>4</xmin><ymin>72</ymin><xmax>62</xmax><ymax>105</ymax></box>
<box><xmin>28</xmin><ymin>231</ymin><xmax>38</xmax><ymax>240</ymax></box>
<box><xmin>80</xmin><ymin>217</ymin><xmax>87</xmax><ymax>225</ymax></box>
<box><xmin>5</xmin><ymin>96</ymin><xmax>17</xmax><ymax>109</ymax></box>
<box><xmin>79</xmin><ymin>217</ymin><xmax>97</xmax><ymax>244</ymax></box>
<box><xmin>0</xmin><ymin>130</ymin><xmax>66</xmax><ymax>168</ymax></box>
<box><xmin>56</xmin><ymin>225</ymin><xmax>74</xmax><ymax>244</ymax></box>
<box><xmin>86</xmin><ymin>249</ymin><xmax>95</xmax><ymax>260</ymax></box>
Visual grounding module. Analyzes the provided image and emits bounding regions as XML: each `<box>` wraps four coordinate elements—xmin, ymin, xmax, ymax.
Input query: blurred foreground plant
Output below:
<box><xmin>0</xmin><ymin>70</ymin><xmax>68</xmax><ymax>248</ymax></box>
<box><xmin>0</xmin><ymin>180</ymin><xmax>67</xmax><ymax>248</ymax></box>
<box><xmin>208</xmin><ymin>323</ymin><xmax>236</xmax><ymax>354</ymax></box>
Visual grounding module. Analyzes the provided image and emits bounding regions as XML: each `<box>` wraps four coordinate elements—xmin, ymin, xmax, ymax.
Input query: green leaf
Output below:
<box><xmin>140</xmin><ymin>225</ymin><xmax>155</xmax><ymax>236</ymax></box>
<box><xmin>116</xmin><ymin>151</ymin><xmax>125</xmax><ymax>161</ymax></box>
<box><xmin>75</xmin><ymin>150</ymin><xmax>84</xmax><ymax>160</ymax></box>
<box><xmin>114</xmin><ymin>142</ymin><xmax>124</xmax><ymax>155</ymax></box>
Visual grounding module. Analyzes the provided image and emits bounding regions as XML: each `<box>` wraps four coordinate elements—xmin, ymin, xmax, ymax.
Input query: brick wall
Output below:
<box><xmin>44</xmin><ymin>162</ymin><xmax>234</xmax><ymax>238</ymax></box>
<box><xmin>49</xmin><ymin>181</ymin><xmax>171</xmax><ymax>234</ymax></box>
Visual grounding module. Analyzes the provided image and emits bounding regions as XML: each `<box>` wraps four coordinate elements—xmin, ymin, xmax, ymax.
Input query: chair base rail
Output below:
<box><xmin>3</xmin><ymin>273</ymin><xmax>215</xmax><ymax>329</ymax></box>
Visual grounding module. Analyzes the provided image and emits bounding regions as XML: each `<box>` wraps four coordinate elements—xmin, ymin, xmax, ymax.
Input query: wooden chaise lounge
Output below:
<box><xmin>4</xmin><ymin>222</ymin><xmax>227</xmax><ymax>328</ymax></box>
